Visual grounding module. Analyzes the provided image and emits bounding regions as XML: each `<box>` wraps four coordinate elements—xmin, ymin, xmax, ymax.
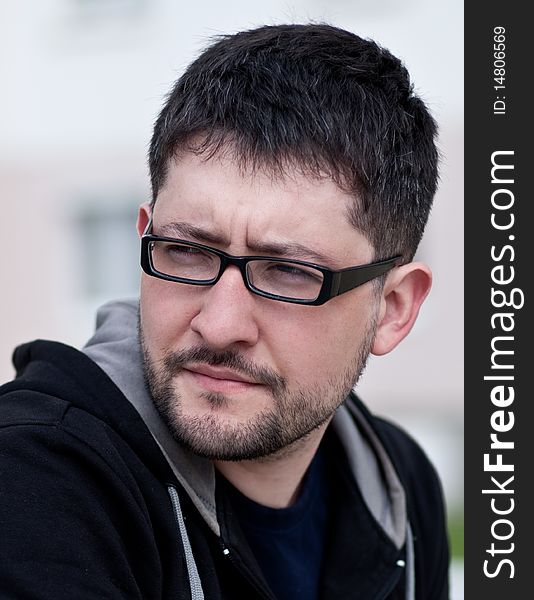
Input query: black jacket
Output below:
<box><xmin>0</xmin><ymin>340</ymin><xmax>449</xmax><ymax>599</ymax></box>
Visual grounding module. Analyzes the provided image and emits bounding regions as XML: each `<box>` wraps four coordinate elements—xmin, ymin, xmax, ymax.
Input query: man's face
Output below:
<box><xmin>139</xmin><ymin>152</ymin><xmax>381</xmax><ymax>460</ymax></box>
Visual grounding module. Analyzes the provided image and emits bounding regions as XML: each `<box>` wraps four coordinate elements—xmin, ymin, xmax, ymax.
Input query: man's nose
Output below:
<box><xmin>189</xmin><ymin>265</ymin><xmax>260</xmax><ymax>349</ymax></box>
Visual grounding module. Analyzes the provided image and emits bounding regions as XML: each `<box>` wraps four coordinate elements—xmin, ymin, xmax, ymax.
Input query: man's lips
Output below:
<box><xmin>182</xmin><ymin>365</ymin><xmax>262</xmax><ymax>393</ymax></box>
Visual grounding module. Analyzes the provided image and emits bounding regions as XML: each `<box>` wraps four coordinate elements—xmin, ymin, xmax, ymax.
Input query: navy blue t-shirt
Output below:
<box><xmin>222</xmin><ymin>448</ymin><xmax>330</xmax><ymax>600</ymax></box>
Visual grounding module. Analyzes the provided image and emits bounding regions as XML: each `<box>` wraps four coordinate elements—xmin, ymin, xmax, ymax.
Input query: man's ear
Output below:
<box><xmin>137</xmin><ymin>202</ymin><xmax>152</xmax><ymax>238</ymax></box>
<box><xmin>372</xmin><ymin>262</ymin><xmax>432</xmax><ymax>356</ymax></box>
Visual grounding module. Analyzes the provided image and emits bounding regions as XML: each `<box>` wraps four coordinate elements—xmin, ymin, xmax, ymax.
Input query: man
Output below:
<box><xmin>0</xmin><ymin>24</ymin><xmax>449</xmax><ymax>599</ymax></box>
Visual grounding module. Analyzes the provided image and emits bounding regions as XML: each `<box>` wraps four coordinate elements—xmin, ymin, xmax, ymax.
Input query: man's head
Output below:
<box><xmin>138</xmin><ymin>24</ymin><xmax>438</xmax><ymax>461</ymax></box>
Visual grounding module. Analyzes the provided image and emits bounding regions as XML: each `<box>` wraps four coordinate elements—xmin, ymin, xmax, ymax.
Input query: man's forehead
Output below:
<box><xmin>158</xmin><ymin>152</ymin><xmax>358</xmax><ymax>221</ymax></box>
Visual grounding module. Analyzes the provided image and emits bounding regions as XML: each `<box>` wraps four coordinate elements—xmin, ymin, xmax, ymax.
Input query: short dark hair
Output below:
<box><xmin>149</xmin><ymin>24</ymin><xmax>439</xmax><ymax>261</ymax></box>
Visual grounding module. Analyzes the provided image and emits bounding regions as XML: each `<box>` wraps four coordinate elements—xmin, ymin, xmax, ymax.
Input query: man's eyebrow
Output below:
<box><xmin>246</xmin><ymin>240</ymin><xmax>338</xmax><ymax>266</ymax></box>
<box><xmin>157</xmin><ymin>222</ymin><xmax>230</xmax><ymax>245</ymax></box>
<box><xmin>156</xmin><ymin>221</ymin><xmax>339</xmax><ymax>266</ymax></box>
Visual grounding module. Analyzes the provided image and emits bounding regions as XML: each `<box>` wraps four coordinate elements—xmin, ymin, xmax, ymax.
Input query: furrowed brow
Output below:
<box><xmin>157</xmin><ymin>221</ymin><xmax>230</xmax><ymax>245</ymax></box>
<box><xmin>248</xmin><ymin>240</ymin><xmax>338</xmax><ymax>267</ymax></box>
<box><xmin>155</xmin><ymin>221</ymin><xmax>340</xmax><ymax>267</ymax></box>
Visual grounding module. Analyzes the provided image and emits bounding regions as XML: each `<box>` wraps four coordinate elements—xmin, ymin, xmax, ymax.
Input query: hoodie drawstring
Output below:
<box><xmin>168</xmin><ymin>486</ymin><xmax>205</xmax><ymax>600</ymax></box>
<box><xmin>405</xmin><ymin>522</ymin><xmax>415</xmax><ymax>600</ymax></box>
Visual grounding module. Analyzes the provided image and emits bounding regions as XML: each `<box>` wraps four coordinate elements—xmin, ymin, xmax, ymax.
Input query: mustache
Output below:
<box><xmin>162</xmin><ymin>346</ymin><xmax>286</xmax><ymax>394</ymax></box>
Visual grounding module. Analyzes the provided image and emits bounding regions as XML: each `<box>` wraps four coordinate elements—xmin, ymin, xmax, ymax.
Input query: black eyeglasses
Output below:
<box><xmin>140</xmin><ymin>220</ymin><xmax>401</xmax><ymax>306</ymax></box>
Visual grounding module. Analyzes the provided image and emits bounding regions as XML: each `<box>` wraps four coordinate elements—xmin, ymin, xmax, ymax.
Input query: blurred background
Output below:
<box><xmin>0</xmin><ymin>0</ymin><xmax>463</xmax><ymax>596</ymax></box>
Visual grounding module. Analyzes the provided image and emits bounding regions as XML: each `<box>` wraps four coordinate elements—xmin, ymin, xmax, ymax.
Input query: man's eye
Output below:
<box><xmin>158</xmin><ymin>244</ymin><xmax>213</xmax><ymax>267</ymax></box>
<box><xmin>167</xmin><ymin>245</ymin><xmax>201</xmax><ymax>256</ymax></box>
<box><xmin>268</xmin><ymin>263</ymin><xmax>322</xmax><ymax>282</ymax></box>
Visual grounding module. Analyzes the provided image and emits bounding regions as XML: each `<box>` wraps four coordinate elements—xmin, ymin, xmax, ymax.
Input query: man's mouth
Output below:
<box><xmin>182</xmin><ymin>364</ymin><xmax>262</xmax><ymax>393</ymax></box>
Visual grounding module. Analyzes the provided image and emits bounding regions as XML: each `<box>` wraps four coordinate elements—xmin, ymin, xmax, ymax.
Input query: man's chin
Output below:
<box><xmin>162</xmin><ymin>409</ymin><xmax>288</xmax><ymax>461</ymax></box>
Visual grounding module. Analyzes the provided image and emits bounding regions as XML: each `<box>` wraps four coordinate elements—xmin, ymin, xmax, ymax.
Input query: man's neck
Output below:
<box><xmin>214</xmin><ymin>421</ymin><xmax>330</xmax><ymax>508</ymax></box>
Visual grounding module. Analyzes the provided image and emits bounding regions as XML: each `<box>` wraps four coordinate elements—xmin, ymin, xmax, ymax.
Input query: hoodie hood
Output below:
<box><xmin>83</xmin><ymin>299</ymin><xmax>408</xmax><ymax>551</ymax></box>
<box><xmin>83</xmin><ymin>299</ymin><xmax>220</xmax><ymax>536</ymax></box>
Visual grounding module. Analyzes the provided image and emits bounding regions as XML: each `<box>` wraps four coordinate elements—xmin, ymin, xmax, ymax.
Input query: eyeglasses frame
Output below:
<box><xmin>140</xmin><ymin>221</ymin><xmax>402</xmax><ymax>306</ymax></box>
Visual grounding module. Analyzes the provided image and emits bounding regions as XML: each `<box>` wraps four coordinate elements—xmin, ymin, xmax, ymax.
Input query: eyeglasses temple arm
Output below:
<box><xmin>333</xmin><ymin>256</ymin><xmax>402</xmax><ymax>297</ymax></box>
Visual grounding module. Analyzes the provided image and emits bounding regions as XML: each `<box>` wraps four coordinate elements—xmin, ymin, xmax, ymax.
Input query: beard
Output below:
<box><xmin>140</xmin><ymin>319</ymin><xmax>377</xmax><ymax>461</ymax></box>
